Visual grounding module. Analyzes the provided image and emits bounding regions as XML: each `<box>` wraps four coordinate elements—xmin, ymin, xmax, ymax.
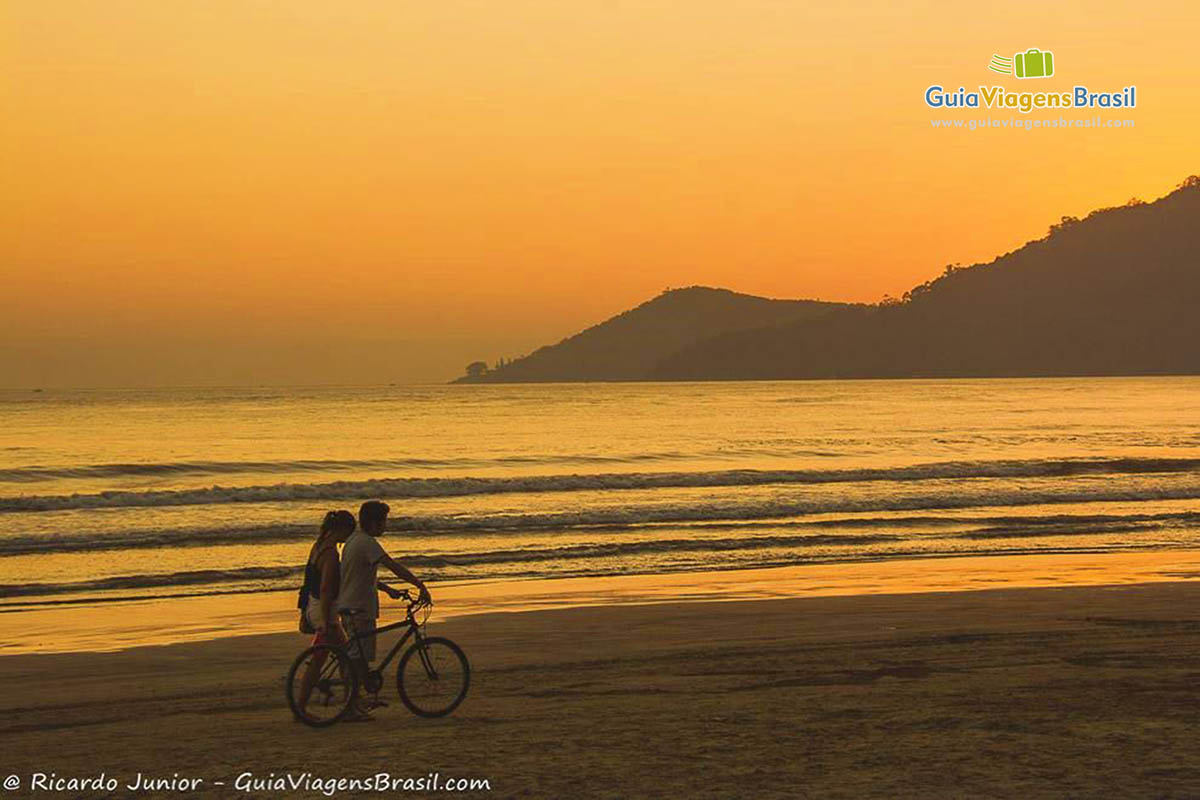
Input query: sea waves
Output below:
<box><xmin>4</xmin><ymin>456</ymin><xmax>1200</xmax><ymax>513</ymax></box>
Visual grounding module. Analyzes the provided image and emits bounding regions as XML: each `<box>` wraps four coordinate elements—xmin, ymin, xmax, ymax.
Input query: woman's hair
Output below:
<box><xmin>320</xmin><ymin>509</ymin><xmax>357</xmax><ymax>536</ymax></box>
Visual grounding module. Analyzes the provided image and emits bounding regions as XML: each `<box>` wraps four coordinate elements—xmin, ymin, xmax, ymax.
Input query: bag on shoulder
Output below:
<box><xmin>297</xmin><ymin>542</ymin><xmax>336</xmax><ymax>635</ymax></box>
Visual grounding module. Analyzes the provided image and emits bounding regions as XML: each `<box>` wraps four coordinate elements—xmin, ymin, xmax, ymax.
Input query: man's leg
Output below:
<box><xmin>340</xmin><ymin>611</ymin><xmax>376</xmax><ymax>717</ymax></box>
<box><xmin>358</xmin><ymin>618</ymin><xmax>386</xmax><ymax>709</ymax></box>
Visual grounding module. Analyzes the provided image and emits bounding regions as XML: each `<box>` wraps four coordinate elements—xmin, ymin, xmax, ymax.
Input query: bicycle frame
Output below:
<box><xmin>289</xmin><ymin>599</ymin><xmax>466</xmax><ymax>725</ymax></box>
<box><xmin>342</xmin><ymin>608</ymin><xmax>431</xmax><ymax>676</ymax></box>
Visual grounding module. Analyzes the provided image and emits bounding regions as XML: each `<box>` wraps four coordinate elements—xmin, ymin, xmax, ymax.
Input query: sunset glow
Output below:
<box><xmin>4</xmin><ymin>0</ymin><xmax>1197</xmax><ymax>386</ymax></box>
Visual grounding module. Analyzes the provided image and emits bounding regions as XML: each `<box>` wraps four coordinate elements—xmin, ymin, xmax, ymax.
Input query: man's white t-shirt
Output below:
<box><xmin>338</xmin><ymin>530</ymin><xmax>386</xmax><ymax>618</ymax></box>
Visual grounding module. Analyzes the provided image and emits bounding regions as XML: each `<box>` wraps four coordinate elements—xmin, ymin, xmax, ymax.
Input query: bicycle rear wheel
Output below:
<box><xmin>396</xmin><ymin>636</ymin><xmax>470</xmax><ymax>718</ymax></box>
<box><xmin>286</xmin><ymin>644</ymin><xmax>358</xmax><ymax>727</ymax></box>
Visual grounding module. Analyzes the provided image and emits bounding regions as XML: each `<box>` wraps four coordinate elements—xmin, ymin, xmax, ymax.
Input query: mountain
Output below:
<box><xmin>651</xmin><ymin>177</ymin><xmax>1200</xmax><ymax>380</ymax></box>
<box><xmin>454</xmin><ymin>287</ymin><xmax>851</xmax><ymax>382</ymax></box>
<box><xmin>456</xmin><ymin>176</ymin><xmax>1200</xmax><ymax>383</ymax></box>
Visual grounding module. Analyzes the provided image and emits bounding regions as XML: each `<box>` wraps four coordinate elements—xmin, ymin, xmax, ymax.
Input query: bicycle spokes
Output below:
<box><xmin>417</xmin><ymin>643</ymin><xmax>439</xmax><ymax>680</ymax></box>
<box><xmin>396</xmin><ymin>637</ymin><xmax>470</xmax><ymax>718</ymax></box>
<box><xmin>287</xmin><ymin>644</ymin><xmax>357</xmax><ymax>727</ymax></box>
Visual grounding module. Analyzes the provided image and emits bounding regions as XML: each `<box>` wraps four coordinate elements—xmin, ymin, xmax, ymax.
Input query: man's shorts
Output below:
<box><xmin>338</xmin><ymin>610</ymin><xmax>377</xmax><ymax>662</ymax></box>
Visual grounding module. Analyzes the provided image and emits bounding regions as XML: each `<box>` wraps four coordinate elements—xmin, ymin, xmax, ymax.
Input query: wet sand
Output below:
<box><xmin>2</xmin><ymin>579</ymin><xmax>1199</xmax><ymax>798</ymax></box>
<box><xmin>7</xmin><ymin>548</ymin><xmax>1200</xmax><ymax>655</ymax></box>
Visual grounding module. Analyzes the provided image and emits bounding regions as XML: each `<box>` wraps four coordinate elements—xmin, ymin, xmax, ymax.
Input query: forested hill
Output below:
<box><xmin>457</xmin><ymin>177</ymin><xmax>1200</xmax><ymax>383</ymax></box>
<box><xmin>455</xmin><ymin>287</ymin><xmax>850</xmax><ymax>382</ymax></box>
<box><xmin>651</xmin><ymin>178</ymin><xmax>1200</xmax><ymax>380</ymax></box>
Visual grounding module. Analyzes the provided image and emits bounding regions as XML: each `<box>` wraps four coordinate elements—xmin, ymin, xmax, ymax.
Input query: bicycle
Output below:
<box><xmin>286</xmin><ymin>590</ymin><xmax>470</xmax><ymax>727</ymax></box>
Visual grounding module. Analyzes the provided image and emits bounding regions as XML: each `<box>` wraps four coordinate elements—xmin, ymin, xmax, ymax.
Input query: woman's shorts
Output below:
<box><xmin>305</xmin><ymin>598</ymin><xmax>325</xmax><ymax>632</ymax></box>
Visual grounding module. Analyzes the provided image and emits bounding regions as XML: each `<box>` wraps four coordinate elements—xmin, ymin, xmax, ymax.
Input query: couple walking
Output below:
<box><xmin>298</xmin><ymin>500</ymin><xmax>431</xmax><ymax>721</ymax></box>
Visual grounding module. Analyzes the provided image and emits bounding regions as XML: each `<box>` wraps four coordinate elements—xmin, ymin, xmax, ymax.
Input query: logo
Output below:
<box><xmin>924</xmin><ymin>47</ymin><xmax>1136</xmax><ymax>114</ymax></box>
<box><xmin>989</xmin><ymin>49</ymin><xmax>1055</xmax><ymax>79</ymax></box>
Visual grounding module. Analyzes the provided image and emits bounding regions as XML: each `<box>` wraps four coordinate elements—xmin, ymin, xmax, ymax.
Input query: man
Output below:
<box><xmin>338</xmin><ymin>499</ymin><xmax>432</xmax><ymax>718</ymax></box>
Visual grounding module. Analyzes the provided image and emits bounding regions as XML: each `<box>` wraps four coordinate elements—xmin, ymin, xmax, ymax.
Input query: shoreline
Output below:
<box><xmin>5</xmin><ymin>547</ymin><xmax>1200</xmax><ymax>656</ymax></box>
<box><xmin>2</xmin><ymin>579</ymin><xmax>1199</xmax><ymax>797</ymax></box>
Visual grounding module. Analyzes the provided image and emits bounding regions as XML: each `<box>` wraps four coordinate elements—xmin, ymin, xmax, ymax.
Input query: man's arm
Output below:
<box><xmin>378</xmin><ymin>554</ymin><xmax>431</xmax><ymax>602</ymax></box>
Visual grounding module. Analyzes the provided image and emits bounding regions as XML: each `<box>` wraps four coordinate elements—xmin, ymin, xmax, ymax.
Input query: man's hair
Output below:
<box><xmin>359</xmin><ymin>500</ymin><xmax>390</xmax><ymax>532</ymax></box>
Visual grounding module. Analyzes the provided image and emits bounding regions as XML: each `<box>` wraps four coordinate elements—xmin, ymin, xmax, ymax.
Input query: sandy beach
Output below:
<box><xmin>3</xmin><ymin>574</ymin><xmax>1199</xmax><ymax>798</ymax></box>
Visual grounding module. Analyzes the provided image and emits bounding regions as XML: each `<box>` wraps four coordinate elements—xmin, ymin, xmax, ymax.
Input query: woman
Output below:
<box><xmin>296</xmin><ymin>509</ymin><xmax>357</xmax><ymax>719</ymax></box>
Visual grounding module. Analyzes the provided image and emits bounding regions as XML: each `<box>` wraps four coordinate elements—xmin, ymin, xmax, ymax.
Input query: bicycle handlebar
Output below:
<box><xmin>394</xmin><ymin>588</ymin><xmax>433</xmax><ymax>609</ymax></box>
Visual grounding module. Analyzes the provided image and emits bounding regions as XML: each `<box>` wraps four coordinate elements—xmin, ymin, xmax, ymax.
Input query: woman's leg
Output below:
<box><xmin>297</xmin><ymin>644</ymin><xmax>328</xmax><ymax>713</ymax></box>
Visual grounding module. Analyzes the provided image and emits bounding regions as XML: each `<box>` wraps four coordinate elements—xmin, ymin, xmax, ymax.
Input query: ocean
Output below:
<box><xmin>3</xmin><ymin>378</ymin><xmax>1200</xmax><ymax>612</ymax></box>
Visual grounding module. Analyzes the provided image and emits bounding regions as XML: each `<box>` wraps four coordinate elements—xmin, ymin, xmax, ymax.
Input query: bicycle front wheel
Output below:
<box><xmin>396</xmin><ymin>636</ymin><xmax>470</xmax><ymax>718</ymax></box>
<box><xmin>286</xmin><ymin>644</ymin><xmax>358</xmax><ymax>727</ymax></box>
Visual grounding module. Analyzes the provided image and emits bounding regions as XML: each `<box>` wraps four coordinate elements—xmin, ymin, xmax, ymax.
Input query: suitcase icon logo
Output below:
<box><xmin>988</xmin><ymin>48</ymin><xmax>1055</xmax><ymax>79</ymax></box>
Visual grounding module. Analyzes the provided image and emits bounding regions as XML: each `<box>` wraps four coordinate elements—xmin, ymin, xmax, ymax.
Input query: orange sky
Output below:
<box><xmin>3</xmin><ymin>0</ymin><xmax>1197</xmax><ymax>387</ymax></box>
